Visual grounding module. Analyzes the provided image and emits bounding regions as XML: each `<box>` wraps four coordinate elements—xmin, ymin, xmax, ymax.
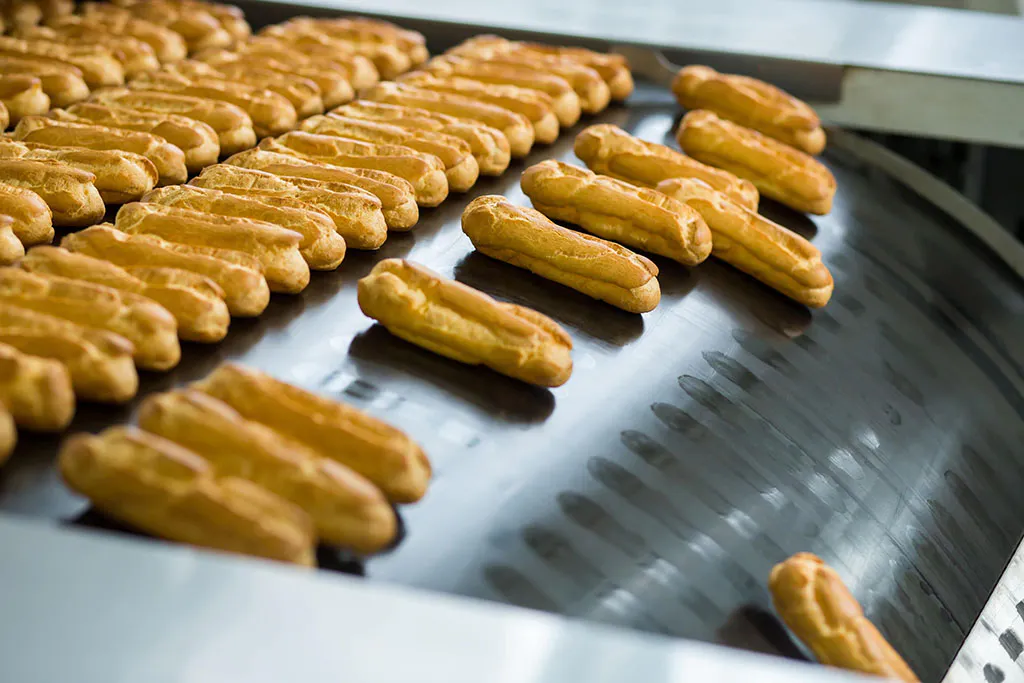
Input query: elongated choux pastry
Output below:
<box><xmin>143</xmin><ymin>185</ymin><xmax>346</xmax><ymax>271</ymax></box>
<box><xmin>21</xmin><ymin>246</ymin><xmax>229</xmax><ymax>343</ymax></box>
<box><xmin>462</xmin><ymin>195</ymin><xmax>660</xmax><ymax>314</ymax></box>
<box><xmin>260</xmin><ymin>22</ymin><xmax>410</xmax><ymax>81</ymax></box>
<box><xmin>13</xmin><ymin>116</ymin><xmax>187</xmax><ymax>187</ymax></box>
<box><xmin>0</xmin><ymin>158</ymin><xmax>103</xmax><ymax>227</ymax></box>
<box><xmin>359</xmin><ymin>259</ymin><xmax>573</xmax><ymax>387</ymax></box>
<box><xmin>399</xmin><ymin>72</ymin><xmax>559</xmax><ymax>144</ymax></box>
<box><xmin>199</xmin><ymin>50</ymin><xmax>353</xmax><ymax>110</ymax></box>
<box><xmin>191</xmin><ymin>164</ymin><xmax>386</xmax><ymax>250</ymax></box>
<box><xmin>0</xmin><ymin>183</ymin><xmax>52</xmax><ymax>246</ymax></box>
<box><xmin>0</xmin><ymin>101</ymin><xmax>7</xmax><ymax>132</ymax></box>
<box><xmin>138</xmin><ymin>389</ymin><xmax>398</xmax><ymax>553</ymax></box>
<box><xmin>0</xmin><ymin>54</ymin><xmax>88</xmax><ymax>108</ymax></box>
<box><xmin>260</xmin><ymin>132</ymin><xmax>449</xmax><ymax>208</ymax></box>
<box><xmin>225</xmin><ymin>148</ymin><xmax>418</xmax><ymax>232</ymax></box>
<box><xmin>83</xmin><ymin>1</ymin><xmax>232</xmax><ymax>53</ymax></box>
<box><xmin>62</xmin><ymin>225</ymin><xmax>269</xmax><ymax>318</ymax></box>
<box><xmin>0</xmin><ymin>74</ymin><xmax>48</xmax><ymax>122</ymax></box>
<box><xmin>48</xmin><ymin>14</ymin><xmax>188</xmax><ymax>64</ymax></box>
<box><xmin>574</xmin><ymin>123</ymin><xmax>759</xmax><ymax>210</ymax></box>
<box><xmin>16</xmin><ymin>23</ymin><xmax>159</xmax><ymax>78</ymax></box>
<box><xmin>0</xmin><ymin>301</ymin><xmax>137</xmax><ymax>402</ymax></box>
<box><xmin>275</xmin><ymin>16</ymin><xmax>427</xmax><ymax>67</ymax></box>
<box><xmin>0</xmin><ymin>35</ymin><xmax>124</xmax><ymax>87</ymax></box>
<box><xmin>770</xmin><ymin>553</ymin><xmax>919</xmax><ymax>682</ymax></box>
<box><xmin>59</xmin><ymin>426</ymin><xmax>316</xmax><ymax>566</ymax></box>
<box><xmin>0</xmin><ymin>215</ymin><xmax>24</xmax><ymax>264</ymax></box>
<box><xmin>364</xmin><ymin>81</ymin><xmax>534</xmax><ymax>158</ymax></box>
<box><xmin>514</xmin><ymin>40</ymin><xmax>633</xmax><ymax>101</ymax></box>
<box><xmin>115</xmin><ymin>202</ymin><xmax>309</xmax><ymax>295</ymax></box>
<box><xmin>657</xmin><ymin>178</ymin><xmax>833</xmax><ymax>307</ymax></box>
<box><xmin>60</xmin><ymin>102</ymin><xmax>220</xmax><ymax>174</ymax></box>
<box><xmin>301</xmin><ymin>114</ymin><xmax>479</xmax><ymax>193</ymax></box>
<box><xmin>193</xmin><ymin>363</ymin><xmax>431</xmax><ymax>504</ymax></box>
<box><xmin>522</xmin><ymin>160</ymin><xmax>712</xmax><ymax>266</ymax></box>
<box><xmin>230</xmin><ymin>37</ymin><xmax>379</xmax><ymax>91</ymax></box>
<box><xmin>0</xmin><ymin>338</ymin><xmax>74</xmax><ymax>431</ymax></box>
<box><xmin>0</xmin><ymin>404</ymin><xmax>13</xmax><ymax>464</ymax></box>
<box><xmin>165</xmin><ymin>58</ymin><xmax>323</xmax><ymax>119</ymax></box>
<box><xmin>677</xmin><ymin>110</ymin><xmax>836</xmax><ymax>215</ymax></box>
<box><xmin>673</xmin><ymin>66</ymin><xmax>825</xmax><ymax>155</ymax></box>
<box><xmin>333</xmin><ymin>100</ymin><xmax>510</xmax><ymax>177</ymax></box>
<box><xmin>0</xmin><ymin>139</ymin><xmax>157</xmax><ymax>204</ymax></box>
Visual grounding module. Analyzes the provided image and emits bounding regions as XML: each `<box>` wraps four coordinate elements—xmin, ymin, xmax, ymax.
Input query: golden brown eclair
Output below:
<box><xmin>0</xmin><ymin>404</ymin><xmax>14</xmax><ymax>464</ymax></box>
<box><xmin>90</xmin><ymin>88</ymin><xmax>256</xmax><ymax>156</ymax></box>
<box><xmin>364</xmin><ymin>81</ymin><xmax>535</xmax><ymax>158</ymax></box>
<box><xmin>193</xmin><ymin>362</ymin><xmax>431</xmax><ymax>504</ymax></box>
<box><xmin>49</xmin><ymin>14</ymin><xmax>188</xmax><ymax>64</ymax></box>
<box><xmin>129</xmin><ymin>72</ymin><xmax>297</xmax><ymax>138</ymax></box>
<box><xmin>199</xmin><ymin>51</ymin><xmax>354</xmax><ymax>110</ymax></box>
<box><xmin>138</xmin><ymin>389</ymin><xmax>398</xmax><ymax>553</ymax></box>
<box><xmin>0</xmin><ymin>101</ymin><xmax>7</xmax><ymax>132</ymax></box>
<box><xmin>21</xmin><ymin>246</ymin><xmax>230</xmax><ymax>343</ymax></box>
<box><xmin>0</xmin><ymin>35</ymin><xmax>124</xmax><ymax>88</ymax></box>
<box><xmin>359</xmin><ymin>259</ymin><xmax>573</xmax><ymax>387</ymax></box>
<box><xmin>0</xmin><ymin>158</ymin><xmax>103</xmax><ymax>227</ymax></box>
<box><xmin>18</xmin><ymin>23</ymin><xmax>159</xmax><ymax>78</ymax></box>
<box><xmin>0</xmin><ymin>182</ymin><xmax>52</xmax><ymax>246</ymax></box>
<box><xmin>182</xmin><ymin>1</ymin><xmax>251</xmax><ymax>45</ymax></box>
<box><xmin>191</xmin><ymin>164</ymin><xmax>387</xmax><ymax>250</ymax></box>
<box><xmin>59</xmin><ymin>425</ymin><xmax>316</xmax><ymax>566</ymax></box>
<box><xmin>423</xmin><ymin>55</ymin><xmax>580</xmax><ymax>127</ymax></box>
<box><xmin>260</xmin><ymin>132</ymin><xmax>449</xmax><ymax>208</ymax></box>
<box><xmin>0</xmin><ymin>338</ymin><xmax>74</xmax><ymax>431</ymax></box>
<box><xmin>657</xmin><ymin>178</ymin><xmax>833</xmax><ymax>308</ymax></box>
<box><xmin>225</xmin><ymin>148</ymin><xmax>418</xmax><ymax>232</ymax></box>
<box><xmin>0</xmin><ymin>300</ymin><xmax>137</xmax><ymax>402</ymax></box>
<box><xmin>0</xmin><ymin>215</ymin><xmax>24</xmax><ymax>264</ymax></box>
<box><xmin>0</xmin><ymin>54</ymin><xmax>88</xmax><ymax>108</ymax></box>
<box><xmin>514</xmin><ymin>41</ymin><xmax>633</xmax><ymax>101</ymax></box>
<box><xmin>115</xmin><ymin>202</ymin><xmax>309</xmax><ymax>295</ymax></box>
<box><xmin>143</xmin><ymin>185</ymin><xmax>346</xmax><ymax>271</ymax></box>
<box><xmin>673</xmin><ymin>66</ymin><xmax>825</xmax><ymax>155</ymax></box>
<box><xmin>276</xmin><ymin>16</ymin><xmax>428</xmax><ymax>67</ymax></box>
<box><xmin>333</xmin><ymin>100</ymin><xmax>510</xmax><ymax>177</ymax></box>
<box><xmin>166</xmin><ymin>59</ymin><xmax>324</xmax><ymax>120</ymax></box>
<box><xmin>677</xmin><ymin>110</ymin><xmax>836</xmax><ymax>215</ymax></box>
<box><xmin>260</xmin><ymin>22</ymin><xmax>411</xmax><ymax>81</ymax></box>
<box><xmin>462</xmin><ymin>195</ymin><xmax>661</xmax><ymax>313</ymax></box>
<box><xmin>61</xmin><ymin>102</ymin><xmax>220</xmax><ymax>174</ymax></box>
<box><xmin>14</xmin><ymin>116</ymin><xmax>188</xmax><ymax>187</ymax></box>
<box><xmin>301</xmin><ymin>113</ymin><xmax>479</xmax><ymax>193</ymax></box>
<box><xmin>769</xmin><ymin>553</ymin><xmax>919</xmax><ymax>681</ymax></box>
<box><xmin>62</xmin><ymin>224</ymin><xmax>269</xmax><ymax>318</ymax></box>
<box><xmin>0</xmin><ymin>139</ymin><xmax>158</xmax><ymax>205</ymax></box>
<box><xmin>399</xmin><ymin>72</ymin><xmax>560</xmax><ymax>145</ymax></box>
<box><xmin>83</xmin><ymin>1</ymin><xmax>232</xmax><ymax>53</ymax></box>
<box><xmin>522</xmin><ymin>160</ymin><xmax>712</xmax><ymax>267</ymax></box>
<box><xmin>0</xmin><ymin>267</ymin><xmax>180</xmax><ymax>371</ymax></box>
<box><xmin>233</xmin><ymin>37</ymin><xmax>379</xmax><ymax>91</ymax></box>
<box><xmin>0</xmin><ymin>74</ymin><xmax>48</xmax><ymax>123</ymax></box>
<box><xmin>574</xmin><ymin>123</ymin><xmax>759</xmax><ymax>210</ymax></box>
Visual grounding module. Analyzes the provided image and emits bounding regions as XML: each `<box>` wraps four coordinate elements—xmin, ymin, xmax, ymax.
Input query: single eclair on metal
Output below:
<box><xmin>521</xmin><ymin>160</ymin><xmax>712</xmax><ymax>267</ymax></box>
<box><xmin>462</xmin><ymin>195</ymin><xmax>661</xmax><ymax>314</ymax></box>
<box><xmin>358</xmin><ymin>258</ymin><xmax>573</xmax><ymax>387</ymax></box>
<box><xmin>657</xmin><ymin>177</ymin><xmax>833</xmax><ymax>308</ymax></box>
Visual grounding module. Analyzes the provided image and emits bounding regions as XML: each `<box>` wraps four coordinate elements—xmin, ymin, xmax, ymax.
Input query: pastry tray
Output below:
<box><xmin>2</xmin><ymin>6</ymin><xmax>1024</xmax><ymax>682</ymax></box>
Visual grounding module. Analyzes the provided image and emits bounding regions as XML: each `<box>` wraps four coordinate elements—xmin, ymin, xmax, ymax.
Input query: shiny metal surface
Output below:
<box><xmin>2</xmin><ymin>83</ymin><xmax>1023</xmax><ymax>683</ymax></box>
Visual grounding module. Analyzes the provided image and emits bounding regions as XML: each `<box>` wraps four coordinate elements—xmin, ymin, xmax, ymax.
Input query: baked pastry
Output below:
<box><xmin>0</xmin><ymin>54</ymin><xmax>89</xmax><ymax>108</ymax></box>
<box><xmin>13</xmin><ymin>116</ymin><xmax>188</xmax><ymax>187</ymax></box>
<box><xmin>198</xmin><ymin>50</ymin><xmax>354</xmax><ymax>110</ymax></box>
<box><xmin>673</xmin><ymin>66</ymin><xmax>826</xmax><ymax>155</ymax></box>
<box><xmin>260</xmin><ymin>22</ymin><xmax>410</xmax><ymax>81</ymax></box>
<box><xmin>522</xmin><ymin>160</ymin><xmax>712</xmax><ymax>266</ymax></box>
<box><xmin>0</xmin><ymin>300</ymin><xmax>137</xmax><ymax>402</ymax></box>
<box><xmin>59</xmin><ymin>426</ymin><xmax>316</xmax><ymax>566</ymax></box>
<box><xmin>359</xmin><ymin>258</ymin><xmax>573</xmax><ymax>387</ymax></box>
<box><xmin>16</xmin><ymin>22</ymin><xmax>159</xmax><ymax>78</ymax></box>
<box><xmin>0</xmin><ymin>101</ymin><xmax>7</xmax><ymax>132</ymax></box>
<box><xmin>333</xmin><ymin>100</ymin><xmax>510</xmax><ymax>177</ymax></box>
<box><xmin>0</xmin><ymin>216</ymin><xmax>23</xmax><ymax>265</ymax></box>
<box><xmin>0</xmin><ymin>183</ymin><xmax>52</xmax><ymax>246</ymax></box>
<box><xmin>770</xmin><ymin>553</ymin><xmax>919</xmax><ymax>681</ymax></box>
<box><xmin>21</xmin><ymin>246</ymin><xmax>230</xmax><ymax>343</ymax></box>
<box><xmin>176</xmin><ymin>1</ymin><xmax>251</xmax><ymax>45</ymax></box>
<box><xmin>676</xmin><ymin>110</ymin><xmax>836</xmax><ymax>215</ymax></box>
<box><xmin>143</xmin><ymin>185</ymin><xmax>346</xmax><ymax>271</ymax></box>
<box><xmin>513</xmin><ymin>40</ymin><xmax>633</xmax><ymax>101</ymax></box>
<box><xmin>191</xmin><ymin>164</ymin><xmax>388</xmax><ymax>251</ymax></box>
<box><xmin>62</xmin><ymin>224</ymin><xmax>269</xmax><ymax>317</ymax></box>
<box><xmin>48</xmin><ymin>14</ymin><xmax>188</xmax><ymax>64</ymax></box>
<box><xmin>657</xmin><ymin>178</ymin><xmax>834</xmax><ymax>307</ymax></box>
<box><xmin>0</xmin><ymin>139</ymin><xmax>158</xmax><ymax>204</ymax></box>
<box><xmin>0</xmin><ymin>158</ymin><xmax>104</xmax><ymax>227</ymax></box>
<box><xmin>193</xmin><ymin>363</ymin><xmax>431</xmax><ymax>503</ymax></box>
<box><xmin>59</xmin><ymin>102</ymin><xmax>220</xmax><ymax>174</ymax></box>
<box><xmin>0</xmin><ymin>338</ymin><xmax>74</xmax><ymax>431</ymax></box>
<box><xmin>260</xmin><ymin>132</ymin><xmax>449</xmax><ymax>208</ymax></box>
<box><xmin>574</xmin><ymin>123</ymin><xmax>759</xmax><ymax>210</ymax></box>
<box><xmin>82</xmin><ymin>1</ymin><xmax>232</xmax><ymax>53</ymax></box>
<box><xmin>364</xmin><ymin>81</ymin><xmax>535</xmax><ymax>158</ymax></box>
<box><xmin>229</xmin><ymin>37</ymin><xmax>379</xmax><ymax>91</ymax></box>
<box><xmin>166</xmin><ymin>59</ymin><xmax>324</xmax><ymax>120</ymax></box>
<box><xmin>0</xmin><ymin>74</ymin><xmax>49</xmax><ymax>122</ymax></box>
<box><xmin>272</xmin><ymin>16</ymin><xmax>427</xmax><ymax>69</ymax></box>
<box><xmin>398</xmin><ymin>72</ymin><xmax>559</xmax><ymax>145</ymax></box>
<box><xmin>138</xmin><ymin>389</ymin><xmax>398</xmax><ymax>553</ymax></box>
<box><xmin>0</xmin><ymin>404</ymin><xmax>13</xmax><ymax>464</ymax></box>
<box><xmin>462</xmin><ymin>195</ymin><xmax>661</xmax><ymax>313</ymax></box>
<box><xmin>0</xmin><ymin>35</ymin><xmax>124</xmax><ymax>87</ymax></box>
<box><xmin>300</xmin><ymin>114</ymin><xmax>479</xmax><ymax>193</ymax></box>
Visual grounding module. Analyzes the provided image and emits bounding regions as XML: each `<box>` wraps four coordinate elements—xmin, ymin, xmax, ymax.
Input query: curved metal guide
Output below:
<box><xmin>1</xmin><ymin>85</ymin><xmax>1022</xmax><ymax>683</ymax></box>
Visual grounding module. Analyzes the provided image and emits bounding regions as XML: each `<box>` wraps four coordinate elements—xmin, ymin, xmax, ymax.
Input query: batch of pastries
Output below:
<box><xmin>0</xmin><ymin>2</ymin><xmax>918</xmax><ymax>681</ymax></box>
